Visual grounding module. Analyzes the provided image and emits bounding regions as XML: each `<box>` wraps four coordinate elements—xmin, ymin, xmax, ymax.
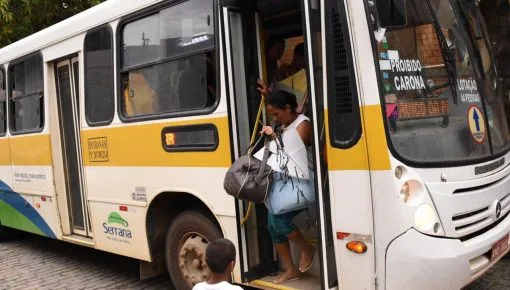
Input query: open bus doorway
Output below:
<box><xmin>223</xmin><ymin>0</ymin><xmax>338</xmax><ymax>288</ymax></box>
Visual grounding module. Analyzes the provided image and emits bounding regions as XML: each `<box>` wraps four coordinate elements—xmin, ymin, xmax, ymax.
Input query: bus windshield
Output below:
<box><xmin>372</xmin><ymin>0</ymin><xmax>510</xmax><ymax>165</ymax></box>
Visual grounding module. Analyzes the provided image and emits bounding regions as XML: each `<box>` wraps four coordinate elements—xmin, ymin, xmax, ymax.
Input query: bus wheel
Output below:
<box><xmin>165</xmin><ymin>211</ymin><xmax>222</xmax><ymax>290</ymax></box>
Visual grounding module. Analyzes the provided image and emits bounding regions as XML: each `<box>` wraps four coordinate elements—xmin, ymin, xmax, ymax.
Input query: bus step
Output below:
<box><xmin>245</xmin><ymin>274</ymin><xmax>320</xmax><ymax>290</ymax></box>
<box><xmin>62</xmin><ymin>234</ymin><xmax>95</xmax><ymax>248</ymax></box>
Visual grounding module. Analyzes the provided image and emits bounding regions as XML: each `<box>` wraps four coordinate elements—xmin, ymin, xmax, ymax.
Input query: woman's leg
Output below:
<box><xmin>268</xmin><ymin>212</ymin><xmax>301</xmax><ymax>283</ymax></box>
<box><xmin>287</xmin><ymin>229</ymin><xmax>315</xmax><ymax>272</ymax></box>
<box><xmin>274</xmin><ymin>242</ymin><xmax>301</xmax><ymax>282</ymax></box>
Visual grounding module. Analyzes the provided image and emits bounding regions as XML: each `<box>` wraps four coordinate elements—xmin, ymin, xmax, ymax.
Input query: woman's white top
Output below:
<box><xmin>255</xmin><ymin>114</ymin><xmax>311</xmax><ymax>180</ymax></box>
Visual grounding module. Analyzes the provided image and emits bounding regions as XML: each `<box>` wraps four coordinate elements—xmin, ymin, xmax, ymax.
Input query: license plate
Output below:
<box><xmin>491</xmin><ymin>234</ymin><xmax>509</xmax><ymax>261</ymax></box>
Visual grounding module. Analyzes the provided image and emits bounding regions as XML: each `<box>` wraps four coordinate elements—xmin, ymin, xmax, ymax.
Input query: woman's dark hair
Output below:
<box><xmin>266</xmin><ymin>90</ymin><xmax>298</xmax><ymax>112</ymax></box>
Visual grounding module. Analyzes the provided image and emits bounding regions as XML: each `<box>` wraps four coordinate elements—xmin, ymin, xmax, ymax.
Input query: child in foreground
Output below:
<box><xmin>193</xmin><ymin>238</ymin><xmax>243</xmax><ymax>290</ymax></box>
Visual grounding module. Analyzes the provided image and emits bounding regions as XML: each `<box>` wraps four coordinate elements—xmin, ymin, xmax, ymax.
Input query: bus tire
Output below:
<box><xmin>165</xmin><ymin>210</ymin><xmax>222</xmax><ymax>290</ymax></box>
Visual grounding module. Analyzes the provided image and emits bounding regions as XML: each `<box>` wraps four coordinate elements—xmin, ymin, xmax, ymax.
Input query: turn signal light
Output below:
<box><xmin>400</xmin><ymin>182</ymin><xmax>410</xmax><ymax>203</ymax></box>
<box><xmin>346</xmin><ymin>241</ymin><xmax>367</xmax><ymax>254</ymax></box>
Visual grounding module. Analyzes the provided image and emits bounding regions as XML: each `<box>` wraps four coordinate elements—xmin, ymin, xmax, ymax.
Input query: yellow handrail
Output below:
<box><xmin>248</xmin><ymin>95</ymin><xmax>266</xmax><ymax>154</ymax></box>
<box><xmin>241</xmin><ymin>95</ymin><xmax>265</xmax><ymax>226</ymax></box>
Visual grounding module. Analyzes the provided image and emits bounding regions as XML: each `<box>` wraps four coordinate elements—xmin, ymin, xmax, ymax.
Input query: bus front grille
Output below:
<box><xmin>451</xmin><ymin>192</ymin><xmax>510</xmax><ymax>237</ymax></box>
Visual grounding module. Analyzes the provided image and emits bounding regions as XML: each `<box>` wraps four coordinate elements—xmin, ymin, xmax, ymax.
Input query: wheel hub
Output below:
<box><xmin>178</xmin><ymin>234</ymin><xmax>209</xmax><ymax>287</ymax></box>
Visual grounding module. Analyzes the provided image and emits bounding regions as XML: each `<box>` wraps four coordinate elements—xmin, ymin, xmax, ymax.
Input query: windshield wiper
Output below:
<box><xmin>425</xmin><ymin>0</ymin><xmax>459</xmax><ymax>105</ymax></box>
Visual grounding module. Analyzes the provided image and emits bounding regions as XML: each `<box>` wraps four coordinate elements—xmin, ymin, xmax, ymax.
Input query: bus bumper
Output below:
<box><xmin>385</xmin><ymin>214</ymin><xmax>510</xmax><ymax>290</ymax></box>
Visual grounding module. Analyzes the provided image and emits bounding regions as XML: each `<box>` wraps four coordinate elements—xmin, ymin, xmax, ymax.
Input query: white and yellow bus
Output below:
<box><xmin>1</xmin><ymin>0</ymin><xmax>509</xmax><ymax>289</ymax></box>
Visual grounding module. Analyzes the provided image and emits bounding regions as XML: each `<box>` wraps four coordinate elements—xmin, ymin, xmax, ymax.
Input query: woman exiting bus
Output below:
<box><xmin>259</xmin><ymin>90</ymin><xmax>315</xmax><ymax>284</ymax></box>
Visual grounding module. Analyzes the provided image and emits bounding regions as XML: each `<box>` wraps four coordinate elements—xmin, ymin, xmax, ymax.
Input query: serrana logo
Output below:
<box><xmin>103</xmin><ymin>212</ymin><xmax>132</xmax><ymax>239</ymax></box>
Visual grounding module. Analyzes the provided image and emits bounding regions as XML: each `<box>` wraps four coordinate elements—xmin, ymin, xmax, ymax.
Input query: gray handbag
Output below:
<box><xmin>223</xmin><ymin>136</ymin><xmax>274</xmax><ymax>203</ymax></box>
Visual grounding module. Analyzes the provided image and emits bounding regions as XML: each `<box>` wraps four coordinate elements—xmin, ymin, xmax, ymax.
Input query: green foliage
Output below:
<box><xmin>0</xmin><ymin>0</ymin><xmax>104</xmax><ymax>48</ymax></box>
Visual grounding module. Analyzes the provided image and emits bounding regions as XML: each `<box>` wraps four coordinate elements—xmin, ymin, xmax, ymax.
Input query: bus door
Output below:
<box><xmin>222</xmin><ymin>3</ymin><xmax>278</xmax><ymax>280</ymax></box>
<box><xmin>54</xmin><ymin>58</ymin><xmax>91</xmax><ymax>237</ymax></box>
<box><xmin>222</xmin><ymin>0</ymin><xmax>337</xmax><ymax>288</ymax></box>
<box><xmin>302</xmin><ymin>1</ymin><xmax>340</xmax><ymax>288</ymax></box>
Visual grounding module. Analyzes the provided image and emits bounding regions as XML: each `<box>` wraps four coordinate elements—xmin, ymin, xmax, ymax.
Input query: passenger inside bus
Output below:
<box><xmin>258</xmin><ymin>42</ymin><xmax>310</xmax><ymax>115</ymax></box>
<box><xmin>265</xmin><ymin>38</ymin><xmax>287</xmax><ymax>83</ymax></box>
<box><xmin>122</xmin><ymin>51</ymin><xmax>216</xmax><ymax>118</ymax></box>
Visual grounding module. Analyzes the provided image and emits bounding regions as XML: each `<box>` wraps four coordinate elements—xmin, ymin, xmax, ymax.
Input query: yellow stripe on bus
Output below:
<box><xmin>0</xmin><ymin>138</ymin><xmax>11</xmax><ymax>166</ymax></box>
<box><xmin>362</xmin><ymin>104</ymin><xmax>391</xmax><ymax>171</ymax></box>
<box><xmin>81</xmin><ymin>117</ymin><xmax>232</xmax><ymax>168</ymax></box>
<box><xmin>3</xmin><ymin>107</ymin><xmax>390</xmax><ymax>171</ymax></box>
<box><xmin>9</xmin><ymin>134</ymin><xmax>53</xmax><ymax>166</ymax></box>
<box><xmin>325</xmin><ymin>105</ymin><xmax>391</xmax><ymax>171</ymax></box>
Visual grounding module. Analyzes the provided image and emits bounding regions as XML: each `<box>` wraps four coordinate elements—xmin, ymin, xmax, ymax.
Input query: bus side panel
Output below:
<box><xmin>363</xmin><ymin>111</ymin><xmax>401</xmax><ymax>290</ymax></box>
<box><xmin>324</xmin><ymin>107</ymin><xmax>376</xmax><ymax>290</ymax></box>
<box><xmin>9</xmin><ymin>135</ymin><xmax>54</xmax><ymax>194</ymax></box>
<box><xmin>1</xmin><ymin>134</ymin><xmax>60</xmax><ymax>238</ymax></box>
<box><xmin>0</xmin><ymin>137</ymin><xmax>12</xmax><ymax>190</ymax></box>
<box><xmin>0</xmin><ymin>137</ymin><xmax>14</xmax><ymax>225</ymax></box>
<box><xmin>88</xmin><ymin>199</ymin><xmax>149</xmax><ymax>261</ymax></box>
<box><xmin>342</xmin><ymin>0</ymin><xmax>402</xmax><ymax>288</ymax></box>
<box><xmin>80</xmin><ymin>115</ymin><xmax>234</xmax><ymax>261</ymax></box>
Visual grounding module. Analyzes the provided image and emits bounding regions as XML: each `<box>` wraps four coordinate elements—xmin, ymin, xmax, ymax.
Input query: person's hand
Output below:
<box><xmin>296</xmin><ymin>90</ymin><xmax>309</xmax><ymax>114</ymax></box>
<box><xmin>296</xmin><ymin>104</ymin><xmax>304</xmax><ymax>114</ymax></box>
<box><xmin>297</xmin><ymin>99</ymin><xmax>308</xmax><ymax>114</ymax></box>
<box><xmin>260</xmin><ymin>126</ymin><xmax>275</xmax><ymax>138</ymax></box>
<box><xmin>257</xmin><ymin>79</ymin><xmax>271</xmax><ymax>96</ymax></box>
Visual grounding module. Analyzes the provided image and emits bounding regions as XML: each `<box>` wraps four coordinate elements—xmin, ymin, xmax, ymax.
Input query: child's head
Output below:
<box><xmin>205</xmin><ymin>238</ymin><xmax>236</xmax><ymax>275</ymax></box>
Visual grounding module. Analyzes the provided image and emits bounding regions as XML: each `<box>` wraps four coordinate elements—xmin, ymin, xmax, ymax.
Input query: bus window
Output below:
<box><xmin>455</xmin><ymin>0</ymin><xmax>510</xmax><ymax>155</ymax></box>
<box><xmin>372</xmin><ymin>0</ymin><xmax>508</xmax><ymax>164</ymax></box>
<box><xmin>120</xmin><ymin>0</ymin><xmax>216</xmax><ymax>119</ymax></box>
<box><xmin>84</xmin><ymin>26</ymin><xmax>114</xmax><ymax>126</ymax></box>
<box><xmin>0</xmin><ymin>68</ymin><xmax>6</xmax><ymax>135</ymax></box>
<box><xmin>9</xmin><ymin>54</ymin><xmax>44</xmax><ymax>133</ymax></box>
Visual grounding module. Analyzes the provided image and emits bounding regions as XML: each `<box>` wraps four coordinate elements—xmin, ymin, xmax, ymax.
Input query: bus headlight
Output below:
<box><xmin>414</xmin><ymin>204</ymin><xmax>436</xmax><ymax>232</ymax></box>
<box><xmin>394</xmin><ymin>165</ymin><xmax>444</xmax><ymax>235</ymax></box>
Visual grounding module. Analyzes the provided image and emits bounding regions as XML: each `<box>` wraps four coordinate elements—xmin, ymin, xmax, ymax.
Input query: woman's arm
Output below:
<box><xmin>296</xmin><ymin>89</ymin><xmax>309</xmax><ymax>114</ymax></box>
<box><xmin>296</xmin><ymin>121</ymin><xmax>312</xmax><ymax>146</ymax></box>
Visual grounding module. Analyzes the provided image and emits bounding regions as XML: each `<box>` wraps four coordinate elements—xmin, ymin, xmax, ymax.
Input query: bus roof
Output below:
<box><xmin>0</xmin><ymin>0</ymin><xmax>161</xmax><ymax>64</ymax></box>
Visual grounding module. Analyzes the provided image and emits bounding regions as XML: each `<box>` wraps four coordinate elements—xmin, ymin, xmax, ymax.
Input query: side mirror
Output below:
<box><xmin>375</xmin><ymin>0</ymin><xmax>407</xmax><ymax>28</ymax></box>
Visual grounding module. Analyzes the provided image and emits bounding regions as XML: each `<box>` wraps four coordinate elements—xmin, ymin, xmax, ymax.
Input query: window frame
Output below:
<box><xmin>0</xmin><ymin>66</ymin><xmax>6</xmax><ymax>137</ymax></box>
<box><xmin>116</xmin><ymin>0</ymin><xmax>220</xmax><ymax>123</ymax></box>
<box><xmin>84</xmin><ymin>24</ymin><xmax>115</xmax><ymax>127</ymax></box>
<box><xmin>8</xmin><ymin>52</ymin><xmax>45</xmax><ymax>135</ymax></box>
<box><xmin>161</xmin><ymin>123</ymin><xmax>219</xmax><ymax>152</ymax></box>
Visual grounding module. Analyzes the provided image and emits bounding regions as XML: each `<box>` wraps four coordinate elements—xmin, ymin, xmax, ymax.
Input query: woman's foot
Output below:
<box><xmin>299</xmin><ymin>245</ymin><xmax>315</xmax><ymax>273</ymax></box>
<box><xmin>273</xmin><ymin>269</ymin><xmax>301</xmax><ymax>284</ymax></box>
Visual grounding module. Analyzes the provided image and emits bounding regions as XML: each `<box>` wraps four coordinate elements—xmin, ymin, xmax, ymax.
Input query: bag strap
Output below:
<box><xmin>255</xmin><ymin>139</ymin><xmax>271</xmax><ymax>184</ymax></box>
<box><xmin>244</xmin><ymin>134</ymin><xmax>265</xmax><ymax>156</ymax></box>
